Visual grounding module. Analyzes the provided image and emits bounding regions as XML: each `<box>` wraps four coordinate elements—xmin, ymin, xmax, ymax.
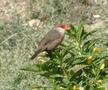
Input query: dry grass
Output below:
<box><xmin>0</xmin><ymin>0</ymin><xmax>108</xmax><ymax>89</ymax></box>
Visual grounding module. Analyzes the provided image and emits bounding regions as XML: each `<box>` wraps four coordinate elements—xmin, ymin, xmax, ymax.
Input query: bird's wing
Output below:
<box><xmin>46</xmin><ymin>38</ymin><xmax>63</xmax><ymax>50</ymax></box>
<box><xmin>39</xmin><ymin>30</ymin><xmax>61</xmax><ymax>47</ymax></box>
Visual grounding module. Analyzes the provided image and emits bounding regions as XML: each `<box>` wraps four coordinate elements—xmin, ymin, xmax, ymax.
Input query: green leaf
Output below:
<box><xmin>20</xmin><ymin>64</ymin><xmax>39</xmax><ymax>72</ymax></box>
<box><xmin>77</xmin><ymin>23</ymin><xmax>85</xmax><ymax>44</ymax></box>
<box><xmin>50</xmin><ymin>74</ymin><xmax>64</xmax><ymax>78</ymax></box>
<box><xmin>68</xmin><ymin>64</ymin><xmax>88</xmax><ymax>73</ymax></box>
<box><xmin>82</xmin><ymin>29</ymin><xmax>97</xmax><ymax>40</ymax></box>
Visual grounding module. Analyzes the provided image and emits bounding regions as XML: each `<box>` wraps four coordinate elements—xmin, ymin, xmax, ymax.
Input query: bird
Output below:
<box><xmin>30</xmin><ymin>24</ymin><xmax>70</xmax><ymax>60</ymax></box>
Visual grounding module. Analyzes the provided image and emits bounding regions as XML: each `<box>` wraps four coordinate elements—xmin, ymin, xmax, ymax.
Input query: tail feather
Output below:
<box><xmin>30</xmin><ymin>48</ymin><xmax>41</xmax><ymax>60</ymax></box>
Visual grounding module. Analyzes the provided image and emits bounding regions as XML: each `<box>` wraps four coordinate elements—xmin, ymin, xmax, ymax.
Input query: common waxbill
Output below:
<box><xmin>30</xmin><ymin>24</ymin><xmax>70</xmax><ymax>60</ymax></box>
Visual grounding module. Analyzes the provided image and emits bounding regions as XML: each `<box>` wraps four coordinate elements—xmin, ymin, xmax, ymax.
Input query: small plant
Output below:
<box><xmin>22</xmin><ymin>24</ymin><xmax>108</xmax><ymax>90</ymax></box>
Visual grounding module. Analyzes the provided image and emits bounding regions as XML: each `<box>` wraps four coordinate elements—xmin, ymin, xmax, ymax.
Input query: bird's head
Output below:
<box><xmin>56</xmin><ymin>24</ymin><xmax>70</xmax><ymax>31</ymax></box>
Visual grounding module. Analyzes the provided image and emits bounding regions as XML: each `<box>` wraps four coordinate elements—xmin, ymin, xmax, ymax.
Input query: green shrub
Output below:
<box><xmin>22</xmin><ymin>24</ymin><xmax>108</xmax><ymax>90</ymax></box>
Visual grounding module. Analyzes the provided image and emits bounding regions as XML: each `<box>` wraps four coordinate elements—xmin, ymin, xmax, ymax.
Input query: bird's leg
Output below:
<box><xmin>46</xmin><ymin>50</ymin><xmax>53</xmax><ymax>58</ymax></box>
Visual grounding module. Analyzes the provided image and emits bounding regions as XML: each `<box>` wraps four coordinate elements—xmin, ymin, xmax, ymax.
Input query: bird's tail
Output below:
<box><xmin>30</xmin><ymin>48</ymin><xmax>42</xmax><ymax>60</ymax></box>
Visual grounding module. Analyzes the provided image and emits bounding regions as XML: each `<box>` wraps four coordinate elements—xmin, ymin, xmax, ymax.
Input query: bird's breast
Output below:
<box><xmin>55</xmin><ymin>27</ymin><xmax>65</xmax><ymax>35</ymax></box>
